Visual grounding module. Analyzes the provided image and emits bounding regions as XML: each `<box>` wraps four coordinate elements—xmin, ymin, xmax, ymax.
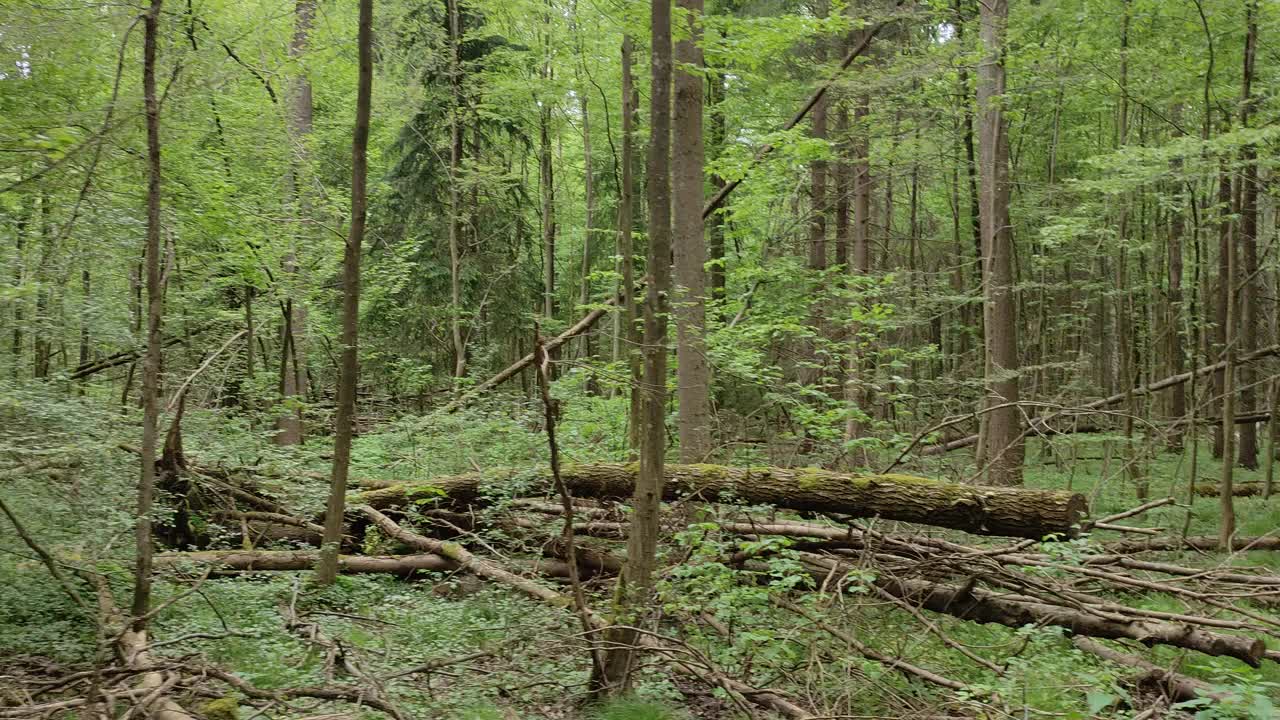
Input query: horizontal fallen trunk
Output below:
<box><xmin>1070</xmin><ymin>637</ymin><xmax>1225</xmax><ymax>703</ymax></box>
<box><xmin>1193</xmin><ymin>482</ymin><xmax>1264</xmax><ymax>498</ymax></box>
<box><xmin>356</xmin><ymin>463</ymin><xmax>1088</xmax><ymax>540</ymax></box>
<box><xmin>155</xmin><ymin>550</ymin><xmax>455</xmax><ymax>574</ymax></box>
<box><xmin>919</xmin><ymin>344</ymin><xmax>1280</xmax><ymax>455</ymax></box>
<box><xmin>1104</xmin><ymin>535</ymin><xmax>1280</xmax><ymax>554</ymax></box>
<box><xmin>795</xmin><ymin>553</ymin><xmax>1267</xmax><ymax>667</ymax></box>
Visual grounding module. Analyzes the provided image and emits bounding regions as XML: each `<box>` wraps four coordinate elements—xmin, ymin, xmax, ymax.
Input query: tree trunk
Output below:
<box><xmin>707</xmin><ymin>67</ymin><xmax>727</xmax><ymax>312</ymax></box>
<box><xmin>448</xmin><ymin>0</ymin><xmax>467</xmax><ymax>379</ymax></box>
<box><xmin>314</xmin><ymin>0</ymin><xmax>372</xmax><ymax>587</ymax></box>
<box><xmin>132</xmin><ymin>0</ymin><xmax>165</xmax><ymax>629</ymax></box>
<box><xmin>358</xmin><ymin>463</ymin><xmax>1088</xmax><ymax>540</ymax></box>
<box><xmin>1236</xmin><ymin>0</ymin><xmax>1260</xmax><ymax>469</ymax></box>
<box><xmin>158</xmin><ymin>550</ymin><xmax>454</xmax><ymax>574</ymax></box>
<box><xmin>673</xmin><ymin>0</ymin><xmax>712</xmax><ymax>463</ymax></box>
<box><xmin>594</xmin><ymin>0</ymin><xmax>673</xmax><ymax>693</ymax></box>
<box><xmin>1219</xmin><ymin>162</ymin><xmax>1237</xmax><ymax>550</ymax></box>
<box><xmin>976</xmin><ymin>0</ymin><xmax>1022</xmax><ymax>485</ymax></box>
<box><xmin>277</xmin><ymin>0</ymin><xmax>314</xmax><ymax>446</ymax></box>
<box><xmin>618</xmin><ymin>36</ymin><xmax>643</xmax><ymax>456</ymax></box>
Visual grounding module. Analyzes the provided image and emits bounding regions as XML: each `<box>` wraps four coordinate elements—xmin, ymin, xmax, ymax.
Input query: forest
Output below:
<box><xmin>3</xmin><ymin>0</ymin><xmax>1280</xmax><ymax>717</ymax></box>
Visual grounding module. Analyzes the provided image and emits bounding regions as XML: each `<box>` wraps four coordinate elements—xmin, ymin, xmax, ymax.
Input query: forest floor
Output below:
<box><xmin>2</xmin><ymin>382</ymin><xmax>1279</xmax><ymax>719</ymax></box>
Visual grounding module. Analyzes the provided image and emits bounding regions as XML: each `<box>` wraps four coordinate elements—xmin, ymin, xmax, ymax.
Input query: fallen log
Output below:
<box><xmin>440</xmin><ymin>293</ymin><xmax>623</xmax><ymax>414</ymax></box>
<box><xmin>1193</xmin><ymin>482</ymin><xmax>1264</xmax><ymax>498</ymax></box>
<box><xmin>356</xmin><ymin>463</ymin><xmax>1088</xmax><ymax>540</ymax></box>
<box><xmin>154</xmin><ymin>550</ymin><xmax>455</xmax><ymax>574</ymax></box>
<box><xmin>1070</xmin><ymin>637</ymin><xmax>1225</xmax><ymax>703</ymax></box>
<box><xmin>70</xmin><ymin>323</ymin><xmax>213</xmax><ymax>380</ymax></box>
<box><xmin>795</xmin><ymin>553</ymin><xmax>1267</xmax><ymax>667</ymax></box>
<box><xmin>919</xmin><ymin>344</ymin><xmax>1280</xmax><ymax>455</ymax></box>
<box><xmin>1104</xmin><ymin>535</ymin><xmax>1280</xmax><ymax>554</ymax></box>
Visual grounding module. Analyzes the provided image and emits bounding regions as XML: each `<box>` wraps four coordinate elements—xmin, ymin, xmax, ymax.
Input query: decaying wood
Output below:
<box><xmin>356</xmin><ymin>463</ymin><xmax>1088</xmax><ymax>540</ymax></box>
<box><xmin>1070</xmin><ymin>637</ymin><xmax>1225</xmax><ymax>703</ymax></box>
<box><xmin>796</xmin><ymin>552</ymin><xmax>1267</xmax><ymax>666</ymax></box>
<box><xmin>155</xmin><ymin>550</ymin><xmax>455</xmax><ymax>574</ymax></box>
<box><xmin>1104</xmin><ymin>535</ymin><xmax>1280</xmax><ymax>553</ymax></box>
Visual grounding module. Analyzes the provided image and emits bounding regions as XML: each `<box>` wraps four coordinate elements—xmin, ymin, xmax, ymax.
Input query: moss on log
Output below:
<box><xmin>356</xmin><ymin>463</ymin><xmax>1088</xmax><ymax>540</ymax></box>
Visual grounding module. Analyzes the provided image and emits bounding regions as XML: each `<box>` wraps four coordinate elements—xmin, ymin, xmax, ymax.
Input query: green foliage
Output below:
<box><xmin>590</xmin><ymin>698</ymin><xmax>685</xmax><ymax>720</ymax></box>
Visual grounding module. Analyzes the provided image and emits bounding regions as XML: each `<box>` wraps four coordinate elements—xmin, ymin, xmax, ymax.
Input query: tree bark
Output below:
<box><xmin>976</xmin><ymin>0</ymin><xmax>1022</xmax><ymax>485</ymax></box>
<box><xmin>673</xmin><ymin>0</ymin><xmax>712</xmax><ymax>462</ymax></box>
<box><xmin>357</xmin><ymin>462</ymin><xmax>1088</xmax><ymax>540</ymax></box>
<box><xmin>618</xmin><ymin>36</ymin><xmax>643</xmax><ymax>455</ymax></box>
<box><xmin>1236</xmin><ymin>0</ymin><xmax>1260</xmax><ymax>469</ymax></box>
<box><xmin>314</xmin><ymin>0</ymin><xmax>372</xmax><ymax>587</ymax></box>
<box><xmin>447</xmin><ymin>0</ymin><xmax>467</xmax><ymax>379</ymax></box>
<box><xmin>132</xmin><ymin>0</ymin><xmax>165</xmax><ymax>630</ymax></box>
<box><xmin>277</xmin><ymin>0</ymin><xmax>315</xmax><ymax>446</ymax></box>
<box><xmin>595</xmin><ymin>0</ymin><xmax>674</xmax><ymax>691</ymax></box>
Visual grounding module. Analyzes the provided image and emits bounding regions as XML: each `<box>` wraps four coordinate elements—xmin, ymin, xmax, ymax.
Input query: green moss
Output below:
<box><xmin>200</xmin><ymin>697</ymin><xmax>239</xmax><ymax>720</ymax></box>
<box><xmin>795</xmin><ymin>468</ymin><xmax>830</xmax><ymax>489</ymax></box>
<box><xmin>687</xmin><ymin>463</ymin><xmax>730</xmax><ymax>481</ymax></box>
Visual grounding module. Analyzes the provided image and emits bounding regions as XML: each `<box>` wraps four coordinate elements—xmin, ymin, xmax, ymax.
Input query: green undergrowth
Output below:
<box><xmin>3</xmin><ymin>382</ymin><xmax>1280</xmax><ymax>717</ymax></box>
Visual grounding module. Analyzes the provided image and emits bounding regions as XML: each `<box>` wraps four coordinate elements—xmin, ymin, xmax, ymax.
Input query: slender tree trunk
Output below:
<box><xmin>594</xmin><ymin>0</ymin><xmax>672</xmax><ymax>694</ymax></box>
<box><xmin>673</xmin><ymin>0</ymin><xmax>711</xmax><ymax>462</ymax></box>
<box><xmin>1213</xmin><ymin>169</ymin><xmax>1231</xmax><ymax>459</ymax></box>
<box><xmin>277</xmin><ymin>0</ymin><xmax>315</xmax><ymax>446</ymax></box>
<box><xmin>11</xmin><ymin>204</ymin><xmax>27</xmax><ymax>381</ymax></box>
<box><xmin>844</xmin><ymin>81</ymin><xmax>872</xmax><ymax>455</ymax></box>
<box><xmin>1236</xmin><ymin>0</ymin><xmax>1259</xmax><ymax>469</ymax></box>
<box><xmin>618</xmin><ymin>36</ymin><xmax>643</xmax><ymax>456</ymax></box>
<box><xmin>707</xmin><ymin>67</ymin><xmax>727</xmax><ymax>313</ymax></box>
<box><xmin>1219</xmin><ymin>163</ymin><xmax>1238</xmax><ymax>550</ymax></box>
<box><xmin>578</xmin><ymin>66</ymin><xmax>595</xmax><ymax>367</ymax></box>
<box><xmin>977</xmin><ymin>0</ymin><xmax>1022</xmax><ymax>485</ymax></box>
<box><xmin>540</xmin><ymin>3</ymin><xmax>557</xmax><ymax>333</ymax></box>
<box><xmin>33</xmin><ymin>194</ymin><xmax>52</xmax><ymax>380</ymax></box>
<box><xmin>315</xmin><ymin>0</ymin><xmax>373</xmax><ymax>587</ymax></box>
<box><xmin>447</xmin><ymin>0</ymin><xmax>467</xmax><ymax>379</ymax></box>
<box><xmin>132</xmin><ymin>0</ymin><xmax>165</xmax><ymax>628</ymax></box>
<box><xmin>1166</xmin><ymin>113</ymin><xmax>1187</xmax><ymax>451</ymax></box>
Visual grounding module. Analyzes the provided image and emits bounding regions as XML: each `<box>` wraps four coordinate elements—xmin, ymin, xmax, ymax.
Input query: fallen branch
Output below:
<box><xmin>1070</xmin><ymin>637</ymin><xmax>1225</xmax><ymax>703</ymax></box>
<box><xmin>441</xmin><ymin>293</ymin><xmax>624</xmax><ymax>414</ymax></box>
<box><xmin>919</xmin><ymin>344</ymin><xmax>1280</xmax><ymax>455</ymax></box>
<box><xmin>795</xmin><ymin>552</ymin><xmax>1268</xmax><ymax>667</ymax></box>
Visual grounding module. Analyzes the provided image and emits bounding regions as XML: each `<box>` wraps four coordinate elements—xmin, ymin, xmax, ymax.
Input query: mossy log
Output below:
<box><xmin>356</xmin><ymin>463</ymin><xmax>1088</xmax><ymax>540</ymax></box>
<box><xmin>1192</xmin><ymin>482</ymin><xmax>1264</xmax><ymax>498</ymax></box>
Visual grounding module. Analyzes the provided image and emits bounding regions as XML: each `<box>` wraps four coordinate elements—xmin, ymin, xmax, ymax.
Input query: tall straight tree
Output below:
<box><xmin>976</xmin><ymin>0</ymin><xmax>1022</xmax><ymax>485</ymax></box>
<box><xmin>315</xmin><ymin>0</ymin><xmax>373</xmax><ymax>587</ymax></box>
<box><xmin>673</xmin><ymin>0</ymin><xmax>711</xmax><ymax>462</ymax></box>
<box><xmin>617</xmin><ymin>35</ymin><xmax>643</xmax><ymax>455</ymax></box>
<box><xmin>1236</xmin><ymin>0</ymin><xmax>1260</xmax><ymax>469</ymax></box>
<box><xmin>447</xmin><ymin>0</ymin><xmax>466</xmax><ymax>378</ymax></box>
<box><xmin>132</xmin><ymin>0</ymin><xmax>164</xmax><ymax>627</ymax></box>
<box><xmin>594</xmin><ymin>0</ymin><xmax>673</xmax><ymax>694</ymax></box>
<box><xmin>277</xmin><ymin>0</ymin><xmax>314</xmax><ymax>445</ymax></box>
